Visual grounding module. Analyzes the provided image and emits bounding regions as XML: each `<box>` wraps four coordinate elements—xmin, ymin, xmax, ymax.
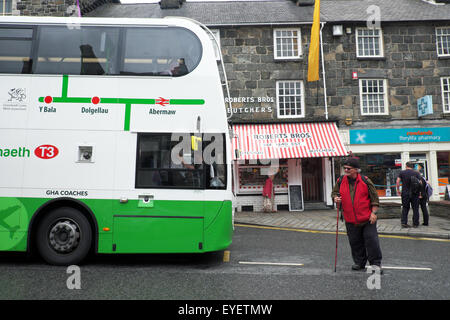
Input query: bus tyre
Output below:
<box><xmin>36</xmin><ymin>207</ymin><xmax>92</xmax><ymax>266</ymax></box>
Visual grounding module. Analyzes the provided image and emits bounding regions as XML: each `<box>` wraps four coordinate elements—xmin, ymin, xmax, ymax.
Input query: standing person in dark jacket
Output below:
<box><xmin>331</xmin><ymin>158</ymin><xmax>382</xmax><ymax>272</ymax></box>
<box><xmin>418</xmin><ymin>175</ymin><xmax>430</xmax><ymax>226</ymax></box>
<box><xmin>396</xmin><ymin>162</ymin><xmax>422</xmax><ymax>228</ymax></box>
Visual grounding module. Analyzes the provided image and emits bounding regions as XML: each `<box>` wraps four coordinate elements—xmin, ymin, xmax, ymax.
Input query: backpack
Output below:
<box><xmin>409</xmin><ymin>175</ymin><xmax>421</xmax><ymax>196</ymax></box>
<box><xmin>425</xmin><ymin>182</ymin><xmax>433</xmax><ymax>199</ymax></box>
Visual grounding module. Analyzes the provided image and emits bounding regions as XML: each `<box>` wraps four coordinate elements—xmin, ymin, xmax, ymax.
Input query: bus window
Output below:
<box><xmin>121</xmin><ymin>27</ymin><xmax>202</xmax><ymax>77</ymax></box>
<box><xmin>0</xmin><ymin>28</ymin><xmax>33</xmax><ymax>74</ymax></box>
<box><xmin>136</xmin><ymin>133</ymin><xmax>204</xmax><ymax>189</ymax></box>
<box><xmin>34</xmin><ymin>26</ymin><xmax>119</xmax><ymax>75</ymax></box>
<box><xmin>203</xmin><ymin>133</ymin><xmax>227</xmax><ymax>189</ymax></box>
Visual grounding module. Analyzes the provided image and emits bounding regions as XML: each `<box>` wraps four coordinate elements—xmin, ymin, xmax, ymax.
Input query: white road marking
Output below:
<box><xmin>381</xmin><ymin>266</ymin><xmax>432</xmax><ymax>271</ymax></box>
<box><xmin>239</xmin><ymin>261</ymin><xmax>304</xmax><ymax>267</ymax></box>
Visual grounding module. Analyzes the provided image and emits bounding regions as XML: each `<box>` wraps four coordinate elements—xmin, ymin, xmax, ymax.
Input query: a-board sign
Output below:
<box><xmin>288</xmin><ymin>184</ymin><xmax>304</xmax><ymax>211</ymax></box>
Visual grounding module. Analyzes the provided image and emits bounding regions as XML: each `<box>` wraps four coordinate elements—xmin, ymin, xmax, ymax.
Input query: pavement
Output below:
<box><xmin>234</xmin><ymin>209</ymin><xmax>450</xmax><ymax>240</ymax></box>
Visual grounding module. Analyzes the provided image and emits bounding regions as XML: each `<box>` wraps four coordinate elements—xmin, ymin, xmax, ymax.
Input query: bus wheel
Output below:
<box><xmin>36</xmin><ymin>207</ymin><xmax>92</xmax><ymax>266</ymax></box>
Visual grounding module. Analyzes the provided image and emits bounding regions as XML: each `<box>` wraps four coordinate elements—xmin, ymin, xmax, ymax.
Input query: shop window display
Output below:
<box><xmin>238</xmin><ymin>159</ymin><xmax>288</xmax><ymax>193</ymax></box>
<box><xmin>336</xmin><ymin>154</ymin><xmax>401</xmax><ymax>197</ymax></box>
<box><xmin>437</xmin><ymin>152</ymin><xmax>450</xmax><ymax>195</ymax></box>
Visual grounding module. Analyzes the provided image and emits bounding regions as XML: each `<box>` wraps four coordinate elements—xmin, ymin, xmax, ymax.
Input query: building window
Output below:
<box><xmin>436</xmin><ymin>27</ymin><xmax>450</xmax><ymax>57</ymax></box>
<box><xmin>273</xmin><ymin>28</ymin><xmax>302</xmax><ymax>59</ymax></box>
<box><xmin>359</xmin><ymin>79</ymin><xmax>388</xmax><ymax>115</ymax></box>
<box><xmin>442</xmin><ymin>77</ymin><xmax>450</xmax><ymax>113</ymax></box>
<box><xmin>356</xmin><ymin>28</ymin><xmax>384</xmax><ymax>58</ymax></box>
<box><xmin>0</xmin><ymin>0</ymin><xmax>12</xmax><ymax>15</ymax></box>
<box><xmin>276</xmin><ymin>80</ymin><xmax>305</xmax><ymax>118</ymax></box>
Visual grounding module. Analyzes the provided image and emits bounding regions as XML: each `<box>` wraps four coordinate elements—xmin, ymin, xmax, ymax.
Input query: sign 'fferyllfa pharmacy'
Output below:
<box><xmin>350</xmin><ymin>127</ymin><xmax>450</xmax><ymax>144</ymax></box>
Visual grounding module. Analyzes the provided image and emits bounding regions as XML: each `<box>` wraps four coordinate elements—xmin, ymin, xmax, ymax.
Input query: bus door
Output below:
<box><xmin>112</xmin><ymin>132</ymin><xmax>205</xmax><ymax>253</ymax></box>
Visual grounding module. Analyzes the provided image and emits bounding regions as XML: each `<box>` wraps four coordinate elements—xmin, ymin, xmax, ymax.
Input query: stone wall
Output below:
<box><xmin>220</xmin><ymin>25</ymin><xmax>317</xmax><ymax>123</ymax></box>
<box><xmin>322</xmin><ymin>22</ymin><xmax>450</xmax><ymax>127</ymax></box>
<box><xmin>429</xmin><ymin>201</ymin><xmax>450</xmax><ymax>218</ymax></box>
<box><xmin>220</xmin><ymin>22</ymin><xmax>450</xmax><ymax>126</ymax></box>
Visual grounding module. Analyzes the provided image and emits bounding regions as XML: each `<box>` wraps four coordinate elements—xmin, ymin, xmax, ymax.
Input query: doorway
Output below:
<box><xmin>410</xmin><ymin>153</ymin><xmax>428</xmax><ymax>180</ymax></box>
<box><xmin>301</xmin><ymin>158</ymin><xmax>323</xmax><ymax>202</ymax></box>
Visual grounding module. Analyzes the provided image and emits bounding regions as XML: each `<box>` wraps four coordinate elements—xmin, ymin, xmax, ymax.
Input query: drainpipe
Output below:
<box><xmin>320</xmin><ymin>22</ymin><xmax>328</xmax><ymax>120</ymax></box>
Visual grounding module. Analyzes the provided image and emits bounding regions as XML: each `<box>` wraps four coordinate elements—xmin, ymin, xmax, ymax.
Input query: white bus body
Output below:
<box><xmin>0</xmin><ymin>16</ymin><xmax>232</xmax><ymax>265</ymax></box>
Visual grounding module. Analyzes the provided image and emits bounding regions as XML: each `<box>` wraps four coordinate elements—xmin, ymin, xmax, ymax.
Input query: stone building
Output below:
<box><xmin>5</xmin><ymin>0</ymin><xmax>450</xmax><ymax>210</ymax></box>
<box><xmin>319</xmin><ymin>0</ymin><xmax>450</xmax><ymax>207</ymax></box>
<box><xmin>86</xmin><ymin>0</ymin><xmax>450</xmax><ymax>211</ymax></box>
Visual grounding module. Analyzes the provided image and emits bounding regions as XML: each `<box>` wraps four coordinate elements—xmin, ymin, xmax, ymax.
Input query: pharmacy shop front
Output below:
<box><xmin>346</xmin><ymin>126</ymin><xmax>450</xmax><ymax>202</ymax></box>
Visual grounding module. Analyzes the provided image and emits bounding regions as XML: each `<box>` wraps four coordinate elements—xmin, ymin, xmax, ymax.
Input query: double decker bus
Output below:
<box><xmin>0</xmin><ymin>16</ymin><xmax>233</xmax><ymax>265</ymax></box>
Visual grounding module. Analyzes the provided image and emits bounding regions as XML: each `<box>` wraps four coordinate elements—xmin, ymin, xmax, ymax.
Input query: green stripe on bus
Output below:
<box><xmin>62</xmin><ymin>75</ymin><xmax>69</xmax><ymax>98</ymax></box>
<box><xmin>170</xmin><ymin>99</ymin><xmax>205</xmax><ymax>105</ymax></box>
<box><xmin>52</xmin><ymin>97</ymin><xmax>92</xmax><ymax>103</ymax></box>
<box><xmin>118</xmin><ymin>98</ymin><xmax>156</xmax><ymax>104</ymax></box>
<box><xmin>0</xmin><ymin>197</ymin><xmax>232</xmax><ymax>254</ymax></box>
<box><xmin>124</xmin><ymin>103</ymin><xmax>131</xmax><ymax>131</ymax></box>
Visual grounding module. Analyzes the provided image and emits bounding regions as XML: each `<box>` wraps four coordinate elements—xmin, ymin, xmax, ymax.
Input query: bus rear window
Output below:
<box><xmin>121</xmin><ymin>27</ymin><xmax>202</xmax><ymax>77</ymax></box>
<box><xmin>0</xmin><ymin>27</ymin><xmax>33</xmax><ymax>74</ymax></box>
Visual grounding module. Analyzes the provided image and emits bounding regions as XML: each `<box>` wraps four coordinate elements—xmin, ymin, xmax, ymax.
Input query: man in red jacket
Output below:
<box><xmin>331</xmin><ymin>158</ymin><xmax>382</xmax><ymax>272</ymax></box>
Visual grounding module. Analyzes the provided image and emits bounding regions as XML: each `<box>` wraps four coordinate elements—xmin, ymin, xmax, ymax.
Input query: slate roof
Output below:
<box><xmin>321</xmin><ymin>0</ymin><xmax>450</xmax><ymax>22</ymax></box>
<box><xmin>86</xmin><ymin>0</ymin><xmax>450</xmax><ymax>24</ymax></box>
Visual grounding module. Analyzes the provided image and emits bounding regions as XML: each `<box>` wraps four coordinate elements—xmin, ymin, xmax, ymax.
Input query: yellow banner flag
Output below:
<box><xmin>307</xmin><ymin>0</ymin><xmax>320</xmax><ymax>82</ymax></box>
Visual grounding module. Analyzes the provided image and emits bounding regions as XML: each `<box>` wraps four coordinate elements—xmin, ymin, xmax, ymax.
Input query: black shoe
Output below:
<box><xmin>351</xmin><ymin>264</ymin><xmax>366</xmax><ymax>271</ymax></box>
<box><xmin>422</xmin><ymin>223</ymin><xmax>429</xmax><ymax>226</ymax></box>
<box><xmin>412</xmin><ymin>224</ymin><xmax>419</xmax><ymax>228</ymax></box>
<box><xmin>401</xmin><ymin>224</ymin><xmax>411</xmax><ymax>228</ymax></box>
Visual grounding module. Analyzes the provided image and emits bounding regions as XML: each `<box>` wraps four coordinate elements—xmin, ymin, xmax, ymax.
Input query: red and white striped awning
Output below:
<box><xmin>232</xmin><ymin>122</ymin><xmax>347</xmax><ymax>160</ymax></box>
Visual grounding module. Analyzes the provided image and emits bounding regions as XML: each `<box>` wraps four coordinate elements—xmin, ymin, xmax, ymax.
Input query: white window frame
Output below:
<box><xmin>209</xmin><ymin>29</ymin><xmax>221</xmax><ymax>61</ymax></box>
<box><xmin>436</xmin><ymin>27</ymin><xmax>450</xmax><ymax>57</ymax></box>
<box><xmin>355</xmin><ymin>27</ymin><xmax>384</xmax><ymax>58</ymax></box>
<box><xmin>359</xmin><ymin>79</ymin><xmax>389</xmax><ymax>115</ymax></box>
<box><xmin>442</xmin><ymin>77</ymin><xmax>450</xmax><ymax>113</ymax></box>
<box><xmin>276</xmin><ymin>80</ymin><xmax>305</xmax><ymax>118</ymax></box>
<box><xmin>273</xmin><ymin>28</ymin><xmax>302</xmax><ymax>60</ymax></box>
<box><xmin>0</xmin><ymin>0</ymin><xmax>12</xmax><ymax>15</ymax></box>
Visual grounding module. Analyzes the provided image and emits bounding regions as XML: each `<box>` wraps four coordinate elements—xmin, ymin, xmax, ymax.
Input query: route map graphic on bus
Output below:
<box><xmin>38</xmin><ymin>75</ymin><xmax>205</xmax><ymax>131</ymax></box>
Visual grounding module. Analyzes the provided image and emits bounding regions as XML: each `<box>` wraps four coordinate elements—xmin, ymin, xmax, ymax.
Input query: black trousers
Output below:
<box><xmin>346</xmin><ymin>221</ymin><xmax>382</xmax><ymax>267</ymax></box>
<box><xmin>401</xmin><ymin>193</ymin><xmax>419</xmax><ymax>226</ymax></box>
<box><xmin>419</xmin><ymin>198</ymin><xmax>429</xmax><ymax>225</ymax></box>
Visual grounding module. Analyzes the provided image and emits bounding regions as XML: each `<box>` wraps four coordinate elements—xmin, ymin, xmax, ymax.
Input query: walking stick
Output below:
<box><xmin>334</xmin><ymin>202</ymin><xmax>340</xmax><ymax>272</ymax></box>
